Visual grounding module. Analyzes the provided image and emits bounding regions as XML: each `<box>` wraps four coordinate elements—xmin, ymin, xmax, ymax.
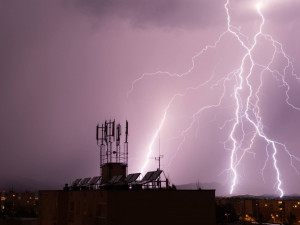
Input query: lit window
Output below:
<box><xmin>278</xmin><ymin>201</ymin><xmax>282</xmax><ymax>204</ymax></box>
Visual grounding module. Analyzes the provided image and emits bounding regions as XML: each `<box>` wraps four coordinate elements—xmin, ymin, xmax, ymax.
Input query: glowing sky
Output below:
<box><xmin>0</xmin><ymin>0</ymin><xmax>300</xmax><ymax>195</ymax></box>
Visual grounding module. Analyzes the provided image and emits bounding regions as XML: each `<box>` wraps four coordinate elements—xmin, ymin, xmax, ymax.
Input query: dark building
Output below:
<box><xmin>19</xmin><ymin>192</ymin><xmax>38</xmax><ymax>216</ymax></box>
<box><xmin>38</xmin><ymin>120</ymin><xmax>216</xmax><ymax>225</ymax></box>
<box><xmin>216</xmin><ymin>196</ymin><xmax>300</xmax><ymax>224</ymax></box>
<box><xmin>1</xmin><ymin>191</ymin><xmax>18</xmax><ymax>215</ymax></box>
<box><xmin>0</xmin><ymin>190</ymin><xmax>38</xmax><ymax>217</ymax></box>
<box><xmin>39</xmin><ymin>189</ymin><xmax>215</xmax><ymax>225</ymax></box>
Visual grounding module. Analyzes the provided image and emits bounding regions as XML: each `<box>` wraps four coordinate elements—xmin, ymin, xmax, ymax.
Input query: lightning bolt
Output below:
<box><xmin>128</xmin><ymin>0</ymin><xmax>300</xmax><ymax>197</ymax></box>
<box><xmin>140</xmin><ymin>74</ymin><xmax>215</xmax><ymax>175</ymax></box>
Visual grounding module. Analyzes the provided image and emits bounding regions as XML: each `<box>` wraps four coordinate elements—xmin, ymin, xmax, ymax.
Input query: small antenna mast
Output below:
<box><xmin>155</xmin><ymin>133</ymin><xmax>163</xmax><ymax>171</ymax></box>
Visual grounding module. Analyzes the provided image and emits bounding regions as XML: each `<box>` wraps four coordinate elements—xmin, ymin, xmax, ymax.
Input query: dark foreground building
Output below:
<box><xmin>216</xmin><ymin>196</ymin><xmax>300</xmax><ymax>224</ymax></box>
<box><xmin>39</xmin><ymin>189</ymin><xmax>215</xmax><ymax>225</ymax></box>
<box><xmin>38</xmin><ymin>120</ymin><xmax>216</xmax><ymax>225</ymax></box>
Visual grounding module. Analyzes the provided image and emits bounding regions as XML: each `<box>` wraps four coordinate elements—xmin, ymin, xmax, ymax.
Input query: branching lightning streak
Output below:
<box><xmin>227</xmin><ymin>0</ymin><xmax>300</xmax><ymax>197</ymax></box>
<box><xmin>140</xmin><ymin>74</ymin><xmax>214</xmax><ymax>175</ymax></box>
<box><xmin>126</xmin><ymin>31</ymin><xmax>228</xmax><ymax>98</ymax></box>
<box><xmin>128</xmin><ymin>0</ymin><xmax>300</xmax><ymax>196</ymax></box>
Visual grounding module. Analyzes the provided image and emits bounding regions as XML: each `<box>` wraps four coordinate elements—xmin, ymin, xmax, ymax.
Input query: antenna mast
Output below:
<box><xmin>96</xmin><ymin>120</ymin><xmax>129</xmax><ymax>178</ymax></box>
<box><xmin>155</xmin><ymin>134</ymin><xmax>163</xmax><ymax>171</ymax></box>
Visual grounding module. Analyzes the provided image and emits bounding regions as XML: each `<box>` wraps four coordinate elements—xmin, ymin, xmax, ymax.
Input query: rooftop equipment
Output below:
<box><xmin>96</xmin><ymin>120</ymin><xmax>129</xmax><ymax>183</ymax></box>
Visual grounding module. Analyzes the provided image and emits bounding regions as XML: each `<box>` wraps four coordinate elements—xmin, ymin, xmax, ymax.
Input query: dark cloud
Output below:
<box><xmin>66</xmin><ymin>0</ymin><xmax>226</xmax><ymax>29</ymax></box>
<box><xmin>0</xmin><ymin>0</ymin><xmax>299</xmax><ymax>195</ymax></box>
<box><xmin>66</xmin><ymin>0</ymin><xmax>300</xmax><ymax>30</ymax></box>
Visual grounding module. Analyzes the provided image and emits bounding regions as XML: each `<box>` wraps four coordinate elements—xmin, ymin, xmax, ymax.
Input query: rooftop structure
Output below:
<box><xmin>96</xmin><ymin>120</ymin><xmax>128</xmax><ymax>184</ymax></box>
<box><xmin>39</xmin><ymin>119</ymin><xmax>216</xmax><ymax>225</ymax></box>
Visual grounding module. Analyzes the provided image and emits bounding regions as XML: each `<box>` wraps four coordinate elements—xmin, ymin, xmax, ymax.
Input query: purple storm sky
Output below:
<box><xmin>1</xmin><ymin>0</ymin><xmax>300</xmax><ymax>195</ymax></box>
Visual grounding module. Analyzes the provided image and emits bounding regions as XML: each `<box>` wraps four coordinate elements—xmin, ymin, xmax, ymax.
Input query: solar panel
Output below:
<box><xmin>131</xmin><ymin>171</ymin><xmax>154</xmax><ymax>185</ymax></box>
<box><xmin>141</xmin><ymin>171</ymin><xmax>155</xmax><ymax>182</ymax></box>
<box><xmin>148</xmin><ymin>170</ymin><xmax>162</xmax><ymax>182</ymax></box>
<box><xmin>107</xmin><ymin>175</ymin><xmax>123</xmax><ymax>185</ymax></box>
<box><xmin>114</xmin><ymin>175</ymin><xmax>123</xmax><ymax>183</ymax></box>
<box><xmin>71</xmin><ymin>178</ymin><xmax>82</xmax><ymax>187</ymax></box>
<box><xmin>127</xmin><ymin>173</ymin><xmax>140</xmax><ymax>183</ymax></box>
<box><xmin>79</xmin><ymin>177</ymin><xmax>91</xmax><ymax>187</ymax></box>
<box><xmin>88</xmin><ymin>176</ymin><xmax>101</xmax><ymax>186</ymax></box>
<box><xmin>125</xmin><ymin>174</ymin><xmax>134</xmax><ymax>182</ymax></box>
<box><xmin>128</xmin><ymin>173</ymin><xmax>141</xmax><ymax>183</ymax></box>
<box><xmin>109</xmin><ymin>176</ymin><xmax>118</xmax><ymax>184</ymax></box>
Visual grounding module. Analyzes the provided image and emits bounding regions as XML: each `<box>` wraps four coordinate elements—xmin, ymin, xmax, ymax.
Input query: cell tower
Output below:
<box><xmin>96</xmin><ymin>120</ymin><xmax>129</xmax><ymax>184</ymax></box>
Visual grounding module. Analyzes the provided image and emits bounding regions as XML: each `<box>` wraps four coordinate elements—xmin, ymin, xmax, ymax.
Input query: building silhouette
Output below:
<box><xmin>38</xmin><ymin>120</ymin><xmax>216</xmax><ymax>225</ymax></box>
<box><xmin>216</xmin><ymin>196</ymin><xmax>300</xmax><ymax>224</ymax></box>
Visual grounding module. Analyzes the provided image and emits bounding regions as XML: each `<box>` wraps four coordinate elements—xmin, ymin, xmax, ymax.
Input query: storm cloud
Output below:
<box><xmin>67</xmin><ymin>0</ymin><xmax>225</xmax><ymax>29</ymax></box>
<box><xmin>0</xmin><ymin>0</ymin><xmax>300</xmax><ymax>195</ymax></box>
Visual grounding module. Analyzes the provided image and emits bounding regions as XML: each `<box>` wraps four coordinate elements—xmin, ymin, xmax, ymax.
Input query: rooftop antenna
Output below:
<box><xmin>124</xmin><ymin>120</ymin><xmax>128</xmax><ymax>166</ymax></box>
<box><xmin>153</xmin><ymin>134</ymin><xmax>164</xmax><ymax>189</ymax></box>
<box><xmin>96</xmin><ymin>120</ymin><xmax>128</xmax><ymax>182</ymax></box>
<box><xmin>155</xmin><ymin>133</ymin><xmax>164</xmax><ymax>171</ymax></box>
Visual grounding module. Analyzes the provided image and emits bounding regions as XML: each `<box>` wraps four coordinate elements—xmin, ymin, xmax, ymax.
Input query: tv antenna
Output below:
<box><xmin>154</xmin><ymin>134</ymin><xmax>163</xmax><ymax>171</ymax></box>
